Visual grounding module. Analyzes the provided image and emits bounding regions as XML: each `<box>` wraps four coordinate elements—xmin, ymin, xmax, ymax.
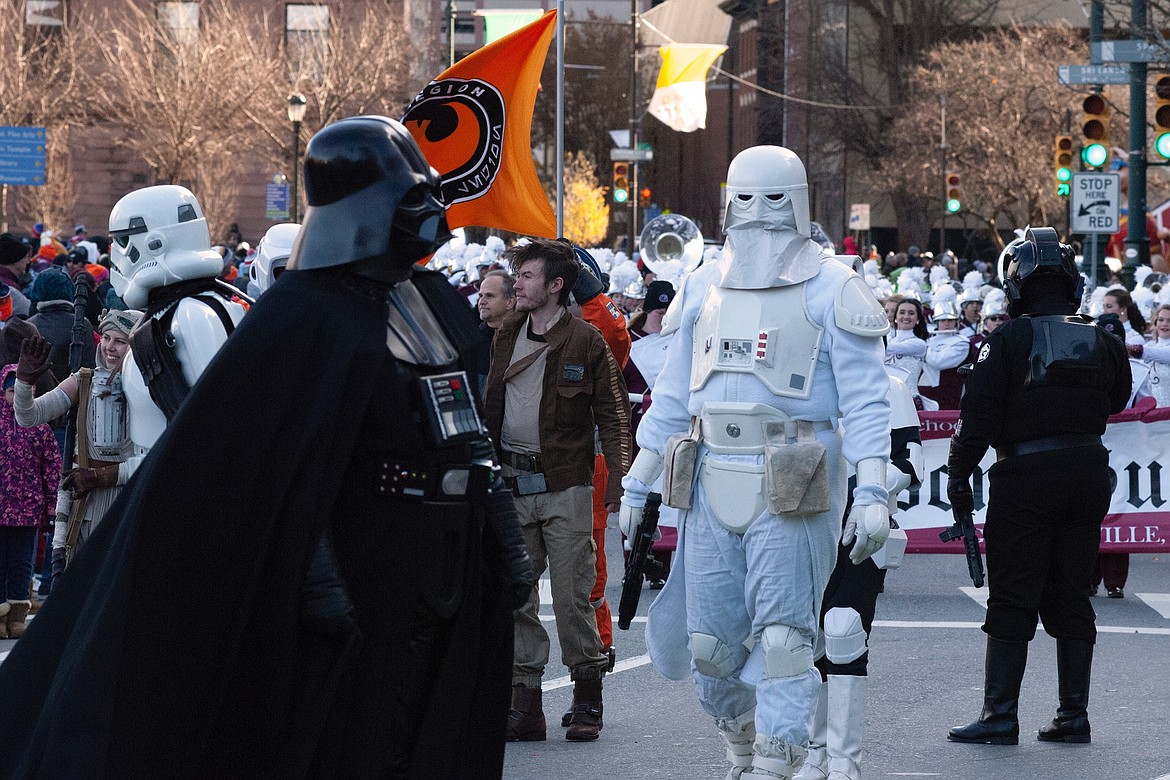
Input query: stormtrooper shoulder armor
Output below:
<box><xmin>835</xmin><ymin>273</ymin><xmax>888</xmax><ymax>337</ymax></box>
<box><xmin>660</xmin><ymin>275</ymin><xmax>690</xmax><ymax>336</ymax></box>
<box><xmin>171</xmin><ymin>295</ymin><xmax>246</xmax><ymax>388</ymax></box>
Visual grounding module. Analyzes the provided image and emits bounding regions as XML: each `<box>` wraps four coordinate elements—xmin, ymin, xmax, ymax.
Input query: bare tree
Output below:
<box><xmin>0</xmin><ymin>3</ymin><xmax>90</xmax><ymax>230</ymax></box>
<box><xmin>234</xmin><ymin>0</ymin><xmax>424</xmax><ymax>220</ymax></box>
<box><xmin>870</xmin><ymin>25</ymin><xmax>1087</xmax><ymax>249</ymax></box>
<box><xmin>86</xmin><ymin>0</ymin><xmax>282</xmax><ymax>234</ymax></box>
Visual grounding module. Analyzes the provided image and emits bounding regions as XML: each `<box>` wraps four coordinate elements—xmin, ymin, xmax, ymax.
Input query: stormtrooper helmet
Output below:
<box><xmin>108</xmin><ymin>185</ymin><xmax>223</xmax><ymax>309</ymax></box>
<box><xmin>247</xmin><ymin>222</ymin><xmax>301</xmax><ymax>298</ymax></box>
<box><xmin>722</xmin><ymin>145</ymin><xmax>811</xmax><ymax>237</ymax></box>
<box><xmin>288</xmin><ymin>115</ymin><xmax>452</xmax><ymax>286</ymax></box>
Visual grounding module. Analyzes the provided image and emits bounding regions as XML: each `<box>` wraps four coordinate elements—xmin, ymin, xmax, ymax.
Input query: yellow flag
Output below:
<box><xmin>647</xmin><ymin>44</ymin><xmax>727</xmax><ymax>133</ymax></box>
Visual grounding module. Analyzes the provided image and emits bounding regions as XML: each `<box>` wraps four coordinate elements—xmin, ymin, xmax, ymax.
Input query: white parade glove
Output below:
<box><xmin>843</xmin><ymin>457</ymin><xmax>891</xmax><ymax>565</ymax></box>
<box><xmin>619</xmin><ymin>449</ymin><xmax>664</xmax><ymax>537</ymax></box>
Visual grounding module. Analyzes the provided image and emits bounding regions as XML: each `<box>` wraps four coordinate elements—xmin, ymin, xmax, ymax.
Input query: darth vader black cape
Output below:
<box><xmin>0</xmin><ymin>267</ymin><xmax>514</xmax><ymax>779</ymax></box>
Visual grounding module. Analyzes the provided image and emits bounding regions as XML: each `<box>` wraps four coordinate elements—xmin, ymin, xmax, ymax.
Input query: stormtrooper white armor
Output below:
<box><xmin>247</xmin><ymin>222</ymin><xmax>301</xmax><ymax>299</ymax></box>
<box><xmin>109</xmin><ymin>185</ymin><xmax>246</xmax><ymax>455</ymax></box>
<box><xmin>621</xmin><ymin>146</ymin><xmax>893</xmax><ymax>780</ymax></box>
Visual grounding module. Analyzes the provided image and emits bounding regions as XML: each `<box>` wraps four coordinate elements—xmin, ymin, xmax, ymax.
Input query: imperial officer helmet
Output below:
<box><xmin>288</xmin><ymin>116</ymin><xmax>452</xmax><ymax>285</ymax></box>
<box><xmin>1001</xmin><ymin>226</ymin><xmax>1083</xmax><ymax>306</ymax></box>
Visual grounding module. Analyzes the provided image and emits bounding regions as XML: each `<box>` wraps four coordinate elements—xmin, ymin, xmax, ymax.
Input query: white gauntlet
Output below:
<box><xmin>843</xmin><ymin>457</ymin><xmax>891</xmax><ymax>565</ymax></box>
<box><xmin>619</xmin><ymin>449</ymin><xmax>663</xmax><ymax>537</ymax></box>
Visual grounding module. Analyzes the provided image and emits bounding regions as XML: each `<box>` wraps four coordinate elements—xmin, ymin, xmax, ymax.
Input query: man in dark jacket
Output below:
<box><xmin>484</xmin><ymin>237</ymin><xmax>630</xmax><ymax>743</ymax></box>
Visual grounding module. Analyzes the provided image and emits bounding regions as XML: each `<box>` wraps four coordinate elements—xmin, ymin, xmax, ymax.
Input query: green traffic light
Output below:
<box><xmin>613</xmin><ymin>189</ymin><xmax>629</xmax><ymax>204</ymax></box>
<box><xmin>1057</xmin><ymin>183</ymin><xmax>1070</xmax><ymax>197</ymax></box>
<box><xmin>1056</xmin><ymin>166</ymin><xmax>1072</xmax><ymax>183</ymax></box>
<box><xmin>1156</xmin><ymin>132</ymin><xmax>1170</xmax><ymax>160</ymax></box>
<box><xmin>1081</xmin><ymin>143</ymin><xmax>1108</xmax><ymax>168</ymax></box>
<box><xmin>946</xmin><ymin>198</ymin><xmax>961</xmax><ymax>214</ymax></box>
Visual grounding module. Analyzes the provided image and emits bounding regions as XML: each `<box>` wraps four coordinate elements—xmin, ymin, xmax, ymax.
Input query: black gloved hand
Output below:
<box><xmin>17</xmin><ymin>335</ymin><xmax>53</xmax><ymax>384</ymax></box>
<box><xmin>947</xmin><ymin>477</ymin><xmax>974</xmax><ymax>516</ymax></box>
<box><xmin>572</xmin><ymin>261</ymin><xmax>605</xmax><ymax>306</ymax></box>
<box><xmin>946</xmin><ymin>437</ymin><xmax>984</xmax><ymax>515</ymax></box>
<box><xmin>486</xmin><ymin>481</ymin><xmax>536</xmax><ymax>609</ymax></box>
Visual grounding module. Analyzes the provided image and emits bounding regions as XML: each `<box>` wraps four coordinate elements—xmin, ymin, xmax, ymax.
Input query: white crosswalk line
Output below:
<box><xmin>542</xmin><ymin>653</ymin><xmax>652</xmax><ymax>691</ymax></box>
<box><xmin>959</xmin><ymin>585</ymin><xmax>988</xmax><ymax>608</ymax></box>
<box><xmin>538</xmin><ymin>578</ymin><xmax>552</xmax><ymax>606</ymax></box>
<box><xmin>1136</xmin><ymin>593</ymin><xmax>1170</xmax><ymax>618</ymax></box>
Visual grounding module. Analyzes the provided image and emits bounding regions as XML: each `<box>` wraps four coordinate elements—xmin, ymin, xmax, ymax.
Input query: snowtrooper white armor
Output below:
<box><xmin>620</xmin><ymin>146</ymin><xmax>892</xmax><ymax>780</ymax></box>
<box><xmin>109</xmin><ymin>185</ymin><xmax>246</xmax><ymax>456</ymax></box>
<box><xmin>247</xmin><ymin>222</ymin><xmax>301</xmax><ymax>298</ymax></box>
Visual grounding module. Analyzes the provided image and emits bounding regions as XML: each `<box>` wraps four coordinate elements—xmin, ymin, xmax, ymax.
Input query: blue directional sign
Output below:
<box><xmin>0</xmin><ymin>126</ymin><xmax>47</xmax><ymax>186</ymax></box>
<box><xmin>1091</xmin><ymin>40</ymin><xmax>1170</xmax><ymax>64</ymax></box>
<box><xmin>265</xmin><ymin>182</ymin><xmax>290</xmax><ymax>220</ymax></box>
<box><xmin>1057</xmin><ymin>64</ymin><xmax>1129</xmax><ymax>86</ymax></box>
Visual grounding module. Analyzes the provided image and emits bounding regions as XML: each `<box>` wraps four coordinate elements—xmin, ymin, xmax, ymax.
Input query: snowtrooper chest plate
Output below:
<box><xmin>690</xmin><ymin>284</ymin><xmax>823</xmax><ymax>398</ymax></box>
<box><xmin>87</xmin><ymin>368</ymin><xmax>132</xmax><ymax>460</ymax></box>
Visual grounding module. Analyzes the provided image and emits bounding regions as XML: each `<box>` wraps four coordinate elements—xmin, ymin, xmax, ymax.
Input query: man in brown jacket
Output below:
<box><xmin>484</xmin><ymin>237</ymin><xmax>630</xmax><ymax>743</ymax></box>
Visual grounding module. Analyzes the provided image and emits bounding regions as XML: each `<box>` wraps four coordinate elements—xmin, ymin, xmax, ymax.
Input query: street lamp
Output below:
<box><xmin>287</xmin><ymin>92</ymin><xmax>308</xmax><ymax>222</ymax></box>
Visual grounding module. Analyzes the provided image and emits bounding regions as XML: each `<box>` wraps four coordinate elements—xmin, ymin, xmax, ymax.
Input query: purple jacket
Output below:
<box><xmin>0</xmin><ymin>364</ymin><xmax>61</xmax><ymax>527</ymax></box>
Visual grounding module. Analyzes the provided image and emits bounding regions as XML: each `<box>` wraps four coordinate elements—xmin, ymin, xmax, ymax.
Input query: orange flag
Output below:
<box><xmin>403</xmin><ymin>10</ymin><xmax>557</xmax><ymax>238</ymax></box>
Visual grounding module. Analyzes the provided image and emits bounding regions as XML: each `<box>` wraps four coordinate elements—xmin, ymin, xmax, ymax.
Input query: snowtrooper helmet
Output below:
<box><xmin>1001</xmin><ymin>226</ymin><xmax>1081</xmax><ymax>305</ymax></box>
<box><xmin>247</xmin><ymin>222</ymin><xmax>301</xmax><ymax>298</ymax></box>
<box><xmin>288</xmin><ymin>115</ymin><xmax>451</xmax><ymax>285</ymax></box>
<box><xmin>722</xmin><ymin>145</ymin><xmax>810</xmax><ymax>237</ymax></box>
<box><xmin>108</xmin><ymin>185</ymin><xmax>223</xmax><ymax>309</ymax></box>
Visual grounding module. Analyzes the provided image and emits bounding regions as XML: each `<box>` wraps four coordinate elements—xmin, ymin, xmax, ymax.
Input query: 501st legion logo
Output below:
<box><xmin>403</xmin><ymin>78</ymin><xmax>506</xmax><ymax>207</ymax></box>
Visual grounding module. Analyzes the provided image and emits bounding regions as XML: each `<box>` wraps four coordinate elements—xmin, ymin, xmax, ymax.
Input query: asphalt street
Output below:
<box><xmin>5</xmin><ymin>532</ymin><xmax>1168</xmax><ymax>780</ymax></box>
<box><xmin>502</xmin><ymin>529</ymin><xmax>1170</xmax><ymax>780</ymax></box>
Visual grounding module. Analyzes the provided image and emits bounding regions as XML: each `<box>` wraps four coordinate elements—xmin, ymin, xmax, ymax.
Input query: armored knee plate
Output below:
<box><xmin>692</xmin><ymin>632</ymin><xmax>750</xmax><ymax>679</ymax></box>
<box><xmin>761</xmin><ymin>624</ymin><xmax>812</xmax><ymax>679</ymax></box>
<box><xmin>823</xmin><ymin>608</ymin><xmax>867</xmax><ymax>666</ymax></box>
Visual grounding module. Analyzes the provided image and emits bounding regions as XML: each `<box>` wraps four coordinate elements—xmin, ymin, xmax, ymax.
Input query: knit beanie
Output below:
<box><xmin>28</xmin><ymin>267</ymin><xmax>74</xmax><ymax>304</ymax></box>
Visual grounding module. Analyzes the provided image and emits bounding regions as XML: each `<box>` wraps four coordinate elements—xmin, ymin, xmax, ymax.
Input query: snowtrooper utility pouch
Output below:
<box><xmin>763</xmin><ymin>420</ymin><xmax>830</xmax><ymax>515</ymax></box>
<box><xmin>662</xmin><ymin>428</ymin><xmax>699</xmax><ymax>509</ymax></box>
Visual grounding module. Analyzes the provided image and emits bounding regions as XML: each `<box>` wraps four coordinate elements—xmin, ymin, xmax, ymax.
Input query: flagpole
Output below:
<box><xmin>556</xmin><ymin>0</ymin><xmax>565</xmax><ymax>236</ymax></box>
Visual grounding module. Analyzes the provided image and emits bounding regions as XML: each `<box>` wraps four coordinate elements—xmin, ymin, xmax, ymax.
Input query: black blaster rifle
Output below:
<box><xmin>939</xmin><ymin>508</ymin><xmax>985</xmax><ymax>588</ymax></box>
<box><xmin>618</xmin><ymin>492</ymin><xmax>665</xmax><ymax>630</ymax></box>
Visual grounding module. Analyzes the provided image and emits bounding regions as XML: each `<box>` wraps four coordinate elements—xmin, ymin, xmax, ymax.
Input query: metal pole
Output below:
<box><xmin>628</xmin><ymin>0</ymin><xmax>638</xmax><ymax>255</ymax></box>
<box><xmin>1</xmin><ymin>184</ymin><xmax>7</xmax><ymax>233</ymax></box>
<box><xmin>1123</xmin><ymin>0</ymin><xmax>1149</xmax><ymax>288</ymax></box>
<box><xmin>556</xmin><ymin>0</ymin><xmax>565</xmax><ymax>236</ymax></box>
<box><xmin>447</xmin><ymin>0</ymin><xmax>457</xmax><ymax>67</ymax></box>
<box><xmin>939</xmin><ymin>93</ymin><xmax>946</xmax><ymax>257</ymax></box>
<box><xmin>291</xmin><ymin>120</ymin><xmax>301</xmax><ymax>223</ymax></box>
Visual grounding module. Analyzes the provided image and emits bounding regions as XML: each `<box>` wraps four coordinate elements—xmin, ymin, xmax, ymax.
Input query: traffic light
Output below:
<box><xmin>1081</xmin><ymin>93</ymin><xmax>1110</xmax><ymax>169</ymax></box>
<box><xmin>612</xmin><ymin>162</ymin><xmax>629</xmax><ymax>204</ymax></box>
<box><xmin>1155</xmin><ymin>75</ymin><xmax>1170</xmax><ymax>159</ymax></box>
<box><xmin>1054</xmin><ymin>135</ymin><xmax>1072</xmax><ymax>196</ymax></box>
<box><xmin>945</xmin><ymin>171</ymin><xmax>961</xmax><ymax>213</ymax></box>
<box><xmin>639</xmin><ymin>186</ymin><xmax>651</xmax><ymax>207</ymax></box>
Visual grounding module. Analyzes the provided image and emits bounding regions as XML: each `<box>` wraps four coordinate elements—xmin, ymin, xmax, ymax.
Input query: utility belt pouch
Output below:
<box><xmin>662</xmin><ymin>417</ymin><xmax>701</xmax><ymax>509</ymax></box>
<box><xmin>763</xmin><ymin>420</ymin><xmax>830</xmax><ymax>515</ymax></box>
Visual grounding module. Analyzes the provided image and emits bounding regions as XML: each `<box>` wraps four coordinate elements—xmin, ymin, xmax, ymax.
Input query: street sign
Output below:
<box><xmin>1070</xmin><ymin>172</ymin><xmax>1121</xmax><ymax>234</ymax></box>
<box><xmin>849</xmin><ymin>203</ymin><xmax>870</xmax><ymax>231</ymax></box>
<box><xmin>1057</xmin><ymin>64</ymin><xmax>1129</xmax><ymax>85</ymax></box>
<box><xmin>0</xmin><ymin>126</ymin><xmax>47</xmax><ymax>186</ymax></box>
<box><xmin>610</xmin><ymin>147</ymin><xmax>653</xmax><ymax>162</ymax></box>
<box><xmin>265</xmin><ymin>182</ymin><xmax>290</xmax><ymax>220</ymax></box>
<box><xmin>1091</xmin><ymin>40</ymin><xmax>1170</xmax><ymax>64</ymax></box>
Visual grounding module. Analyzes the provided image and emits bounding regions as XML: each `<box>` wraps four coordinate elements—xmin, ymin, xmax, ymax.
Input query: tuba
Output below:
<box><xmin>638</xmin><ymin>213</ymin><xmax>703</xmax><ymax>286</ymax></box>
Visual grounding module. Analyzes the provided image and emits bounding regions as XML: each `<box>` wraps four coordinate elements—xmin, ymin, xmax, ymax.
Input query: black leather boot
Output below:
<box><xmin>565</xmin><ymin>678</ymin><xmax>603</xmax><ymax>741</ymax></box>
<box><xmin>506</xmin><ymin>684</ymin><xmax>547</xmax><ymax>742</ymax></box>
<box><xmin>1038</xmin><ymin>638</ymin><xmax>1093</xmax><ymax>743</ymax></box>
<box><xmin>948</xmin><ymin>637</ymin><xmax>1028</xmax><ymax>745</ymax></box>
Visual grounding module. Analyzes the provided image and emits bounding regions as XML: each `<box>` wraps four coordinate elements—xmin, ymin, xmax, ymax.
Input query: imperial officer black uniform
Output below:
<box><xmin>945</xmin><ymin>227</ymin><xmax>1130</xmax><ymax>747</ymax></box>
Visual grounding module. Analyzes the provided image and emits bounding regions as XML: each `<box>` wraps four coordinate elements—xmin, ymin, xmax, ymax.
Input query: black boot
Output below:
<box><xmin>948</xmin><ymin>637</ymin><xmax>1028</xmax><ymax>745</ymax></box>
<box><xmin>1038</xmin><ymin>638</ymin><xmax>1093</xmax><ymax>743</ymax></box>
